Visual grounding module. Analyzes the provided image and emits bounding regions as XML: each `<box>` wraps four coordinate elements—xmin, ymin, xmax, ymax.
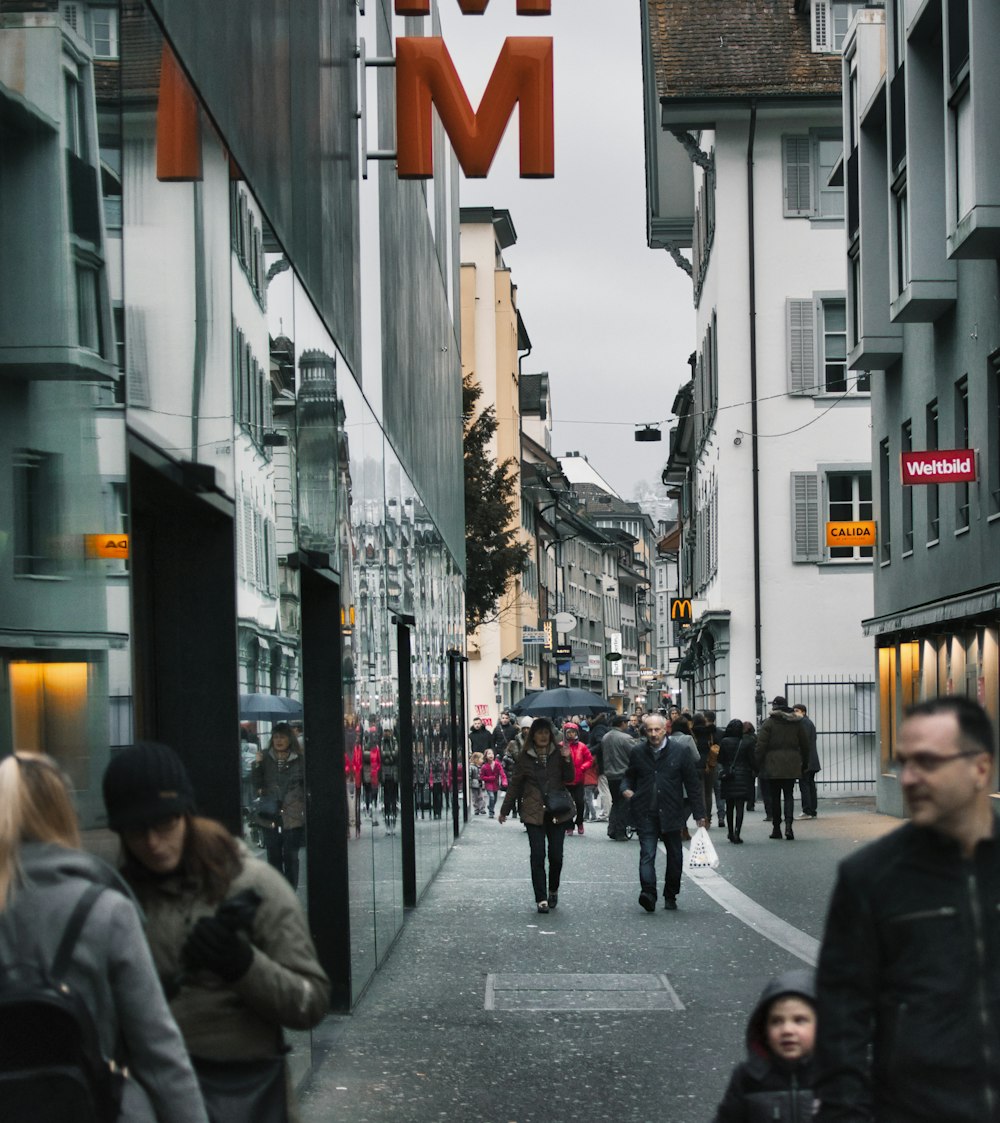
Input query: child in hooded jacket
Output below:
<box><xmin>712</xmin><ymin>968</ymin><xmax>817</xmax><ymax>1123</ymax></box>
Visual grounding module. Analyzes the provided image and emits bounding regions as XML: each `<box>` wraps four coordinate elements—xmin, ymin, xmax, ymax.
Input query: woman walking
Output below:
<box><xmin>718</xmin><ymin>719</ymin><xmax>754</xmax><ymax>843</ymax></box>
<box><xmin>498</xmin><ymin>718</ymin><xmax>575</xmax><ymax>912</ymax></box>
<box><xmin>103</xmin><ymin>742</ymin><xmax>330</xmax><ymax>1122</ymax></box>
<box><xmin>0</xmin><ymin>752</ymin><xmax>208</xmax><ymax>1122</ymax></box>
<box><xmin>479</xmin><ymin>748</ymin><xmax>507</xmax><ymax>817</ymax></box>
<box><xmin>252</xmin><ymin>722</ymin><xmax>306</xmax><ymax>888</ymax></box>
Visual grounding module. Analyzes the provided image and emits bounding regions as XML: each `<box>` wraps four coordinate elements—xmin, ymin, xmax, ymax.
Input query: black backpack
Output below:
<box><xmin>0</xmin><ymin>882</ymin><xmax>124</xmax><ymax>1122</ymax></box>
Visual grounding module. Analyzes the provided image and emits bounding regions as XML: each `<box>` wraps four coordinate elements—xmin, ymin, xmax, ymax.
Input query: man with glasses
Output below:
<box><xmin>815</xmin><ymin>696</ymin><xmax>998</xmax><ymax>1123</ymax></box>
<box><xmin>622</xmin><ymin>714</ymin><xmax>705</xmax><ymax>911</ymax></box>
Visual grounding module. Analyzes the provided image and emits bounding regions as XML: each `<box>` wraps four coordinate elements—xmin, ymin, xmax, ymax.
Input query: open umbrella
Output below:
<box><xmin>511</xmin><ymin>687</ymin><xmax>612</xmax><ymax>719</ymax></box>
<box><xmin>239</xmin><ymin>693</ymin><xmax>303</xmax><ymax>722</ymax></box>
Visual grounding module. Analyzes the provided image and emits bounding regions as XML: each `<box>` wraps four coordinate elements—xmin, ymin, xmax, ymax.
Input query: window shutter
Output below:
<box><xmin>791</xmin><ymin>473</ymin><xmax>823</xmax><ymax>562</ymax></box>
<box><xmin>125</xmin><ymin>307</ymin><xmax>150</xmax><ymax>408</ymax></box>
<box><xmin>787</xmin><ymin>299</ymin><xmax>818</xmax><ymax>395</ymax></box>
<box><xmin>812</xmin><ymin>0</ymin><xmax>832</xmax><ymax>51</ymax></box>
<box><xmin>783</xmin><ymin>136</ymin><xmax>813</xmax><ymax>216</ymax></box>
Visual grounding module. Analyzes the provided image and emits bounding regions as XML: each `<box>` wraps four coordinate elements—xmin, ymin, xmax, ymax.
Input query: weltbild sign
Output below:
<box><xmin>900</xmin><ymin>449</ymin><xmax>977</xmax><ymax>485</ymax></box>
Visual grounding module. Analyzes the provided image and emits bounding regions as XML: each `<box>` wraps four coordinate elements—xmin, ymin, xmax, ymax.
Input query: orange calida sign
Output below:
<box><xmin>396</xmin><ymin>37</ymin><xmax>554</xmax><ymax>178</ymax></box>
<box><xmin>85</xmin><ymin>534</ymin><xmax>130</xmax><ymax>560</ymax></box>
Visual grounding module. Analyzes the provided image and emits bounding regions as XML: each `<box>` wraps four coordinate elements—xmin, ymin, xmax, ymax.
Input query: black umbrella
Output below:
<box><xmin>511</xmin><ymin>687</ymin><xmax>612</xmax><ymax>718</ymax></box>
<box><xmin>239</xmin><ymin>693</ymin><xmax>303</xmax><ymax>722</ymax></box>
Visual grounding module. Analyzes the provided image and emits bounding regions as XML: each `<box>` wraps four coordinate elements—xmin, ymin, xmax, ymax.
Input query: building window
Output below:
<box><xmin>901</xmin><ymin>420</ymin><xmax>913</xmax><ymax>554</ymax></box>
<box><xmin>13</xmin><ymin>450</ymin><xmax>62</xmax><ymax>577</ymax></box>
<box><xmin>892</xmin><ymin>177</ymin><xmax>909</xmax><ymax>295</ymax></box>
<box><xmin>91</xmin><ymin>7</ymin><xmax>119</xmax><ymax>59</ymax></box>
<box><xmin>812</xmin><ymin>1</ymin><xmax>866</xmax><ymax>52</ymax></box>
<box><xmin>879</xmin><ymin>439</ymin><xmax>891</xmax><ymax>563</ymax></box>
<box><xmin>783</xmin><ymin>132</ymin><xmax>844</xmax><ymax>219</ymax></box>
<box><xmin>926</xmin><ymin>399</ymin><xmax>940</xmax><ymax>543</ymax></box>
<box><xmin>828</xmin><ymin>472</ymin><xmax>874</xmax><ymax>560</ymax></box>
<box><xmin>952</xmin><ymin>83</ymin><xmax>973</xmax><ymax>223</ymax></box>
<box><xmin>64</xmin><ymin>72</ymin><xmax>87</xmax><ymax>160</ymax></box>
<box><xmin>76</xmin><ymin>263</ymin><xmax>105</xmax><ymax>354</ymax></box>
<box><xmin>787</xmin><ymin>295</ymin><xmax>867</xmax><ymax>396</ymax></box>
<box><xmin>989</xmin><ymin>356</ymin><xmax>1000</xmax><ymax>517</ymax></box>
<box><xmin>956</xmin><ymin>376</ymin><xmax>970</xmax><ymax>531</ymax></box>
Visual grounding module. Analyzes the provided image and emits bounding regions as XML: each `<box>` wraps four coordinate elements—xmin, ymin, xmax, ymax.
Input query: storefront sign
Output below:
<box><xmin>85</xmin><ymin>534</ymin><xmax>129</xmax><ymax>560</ymax></box>
<box><xmin>395</xmin><ymin>0</ymin><xmax>553</xmax><ymax>179</ymax></box>
<box><xmin>522</xmin><ymin>627</ymin><xmax>548</xmax><ymax>645</ymax></box>
<box><xmin>900</xmin><ymin>449</ymin><xmax>977</xmax><ymax>484</ymax></box>
<box><xmin>670</xmin><ymin>598</ymin><xmax>693</xmax><ymax>625</ymax></box>
<box><xmin>825</xmin><ymin>521</ymin><xmax>876</xmax><ymax>546</ymax></box>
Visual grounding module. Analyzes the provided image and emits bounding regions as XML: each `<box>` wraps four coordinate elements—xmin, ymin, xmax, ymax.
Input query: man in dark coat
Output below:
<box><xmin>793</xmin><ymin>702</ymin><xmax>821</xmax><ymax>819</ymax></box>
<box><xmin>815</xmin><ymin>696</ymin><xmax>1000</xmax><ymax>1123</ymax></box>
<box><xmin>622</xmin><ymin>713</ymin><xmax>705</xmax><ymax>911</ymax></box>
<box><xmin>492</xmin><ymin>711</ymin><xmax>518</xmax><ymax>752</ymax></box>
<box><xmin>755</xmin><ymin>696</ymin><xmax>809</xmax><ymax>840</ymax></box>
<box><xmin>600</xmin><ymin>715</ymin><xmax>638</xmax><ymax>840</ymax></box>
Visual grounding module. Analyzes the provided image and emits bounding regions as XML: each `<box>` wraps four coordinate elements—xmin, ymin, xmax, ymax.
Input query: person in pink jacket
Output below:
<box><xmin>563</xmin><ymin>723</ymin><xmax>594</xmax><ymax>836</ymax></box>
<box><xmin>479</xmin><ymin>748</ymin><xmax>508</xmax><ymax>818</ymax></box>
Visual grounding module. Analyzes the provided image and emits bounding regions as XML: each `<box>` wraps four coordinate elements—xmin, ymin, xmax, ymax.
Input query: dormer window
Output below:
<box><xmin>812</xmin><ymin>1</ymin><xmax>866</xmax><ymax>52</ymax></box>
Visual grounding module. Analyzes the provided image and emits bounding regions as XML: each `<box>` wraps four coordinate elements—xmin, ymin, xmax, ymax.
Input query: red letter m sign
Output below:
<box><xmin>395</xmin><ymin>37</ymin><xmax>554</xmax><ymax>179</ymax></box>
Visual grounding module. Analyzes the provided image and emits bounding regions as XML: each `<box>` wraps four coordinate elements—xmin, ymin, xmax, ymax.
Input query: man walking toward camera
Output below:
<box><xmin>815</xmin><ymin>696</ymin><xmax>1000</xmax><ymax>1123</ymax></box>
<box><xmin>622</xmin><ymin>714</ymin><xmax>705</xmax><ymax>911</ymax></box>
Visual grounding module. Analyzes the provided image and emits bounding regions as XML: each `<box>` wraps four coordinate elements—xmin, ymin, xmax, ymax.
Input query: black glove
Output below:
<box><xmin>182</xmin><ymin>916</ymin><xmax>254</xmax><ymax>982</ymax></box>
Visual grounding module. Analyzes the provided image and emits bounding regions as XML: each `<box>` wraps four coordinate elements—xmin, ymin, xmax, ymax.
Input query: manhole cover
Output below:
<box><xmin>484</xmin><ymin>973</ymin><xmax>685</xmax><ymax>1012</ymax></box>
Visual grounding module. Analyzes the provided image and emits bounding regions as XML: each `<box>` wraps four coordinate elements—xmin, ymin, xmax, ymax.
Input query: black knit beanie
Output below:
<box><xmin>102</xmin><ymin>741</ymin><xmax>196</xmax><ymax>831</ymax></box>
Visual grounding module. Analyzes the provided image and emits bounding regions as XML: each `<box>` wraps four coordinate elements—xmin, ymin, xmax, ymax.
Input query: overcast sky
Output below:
<box><xmin>438</xmin><ymin>0</ymin><xmax>695</xmax><ymax>501</ymax></box>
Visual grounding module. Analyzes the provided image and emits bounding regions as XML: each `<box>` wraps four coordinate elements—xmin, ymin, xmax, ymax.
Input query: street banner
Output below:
<box><xmin>901</xmin><ymin>449</ymin><xmax>977</xmax><ymax>484</ymax></box>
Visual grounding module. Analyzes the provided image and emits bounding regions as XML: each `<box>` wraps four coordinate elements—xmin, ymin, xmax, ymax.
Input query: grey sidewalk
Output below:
<box><xmin>300</xmin><ymin>800</ymin><xmax>897</xmax><ymax>1123</ymax></box>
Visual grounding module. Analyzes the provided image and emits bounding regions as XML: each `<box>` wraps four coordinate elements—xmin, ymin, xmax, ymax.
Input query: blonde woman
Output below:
<box><xmin>0</xmin><ymin>752</ymin><xmax>208</xmax><ymax>1122</ymax></box>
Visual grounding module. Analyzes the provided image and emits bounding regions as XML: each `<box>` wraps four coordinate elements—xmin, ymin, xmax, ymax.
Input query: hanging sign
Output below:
<box><xmin>900</xmin><ymin>450</ymin><xmax>977</xmax><ymax>485</ymax></box>
<box><xmin>825</xmin><ymin>521</ymin><xmax>876</xmax><ymax>546</ymax></box>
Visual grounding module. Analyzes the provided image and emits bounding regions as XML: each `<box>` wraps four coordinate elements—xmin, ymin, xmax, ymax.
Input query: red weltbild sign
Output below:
<box><xmin>900</xmin><ymin>449</ymin><xmax>977</xmax><ymax>485</ymax></box>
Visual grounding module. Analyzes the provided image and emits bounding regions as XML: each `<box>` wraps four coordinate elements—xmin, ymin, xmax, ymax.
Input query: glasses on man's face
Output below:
<box><xmin>889</xmin><ymin>748</ymin><xmax>983</xmax><ymax>777</ymax></box>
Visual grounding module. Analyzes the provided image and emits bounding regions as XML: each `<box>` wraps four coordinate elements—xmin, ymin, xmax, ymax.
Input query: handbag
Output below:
<box><xmin>706</xmin><ymin>743</ymin><xmax>720</xmax><ymax>771</ymax></box>
<box><xmin>193</xmin><ymin>1056</ymin><xmax>288</xmax><ymax>1123</ymax></box>
<box><xmin>253</xmin><ymin>795</ymin><xmax>282</xmax><ymax>828</ymax></box>
<box><xmin>543</xmin><ymin>788</ymin><xmax>574</xmax><ymax>819</ymax></box>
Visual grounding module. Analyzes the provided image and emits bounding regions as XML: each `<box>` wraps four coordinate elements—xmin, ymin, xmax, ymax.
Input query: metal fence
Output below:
<box><xmin>783</xmin><ymin>675</ymin><xmax>877</xmax><ymax>797</ymax></box>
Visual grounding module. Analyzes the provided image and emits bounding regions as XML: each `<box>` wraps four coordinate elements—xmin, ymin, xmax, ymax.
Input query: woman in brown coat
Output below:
<box><xmin>498</xmin><ymin>718</ymin><xmax>574</xmax><ymax>913</ymax></box>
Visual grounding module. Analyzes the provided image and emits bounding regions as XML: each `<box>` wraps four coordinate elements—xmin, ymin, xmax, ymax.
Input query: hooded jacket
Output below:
<box><xmin>252</xmin><ymin>746</ymin><xmax>306</xmax><ymax>829</ymax></box>
<box><xmin>499</xmin><ymin>744</ymin><xmax>574</xmax><ymax>826</ymax></box>
<box><xmin>712</xmin><ymin>969</ymin><xmax>817</xmax><ymax>1122</ymax></box>
<box><xmin>755</xmin><ymin>708</ymin><xmax>810</xmax><ymax>780</ymax></box>
<box><xmin>0</xmin><ymin>843</ymin><xmax>208</xmax><ymax>1123</ymax></box>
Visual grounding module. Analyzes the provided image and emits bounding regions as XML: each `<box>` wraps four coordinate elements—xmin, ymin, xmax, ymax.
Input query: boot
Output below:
<box><xmin>769</xmin><ymin>825</ymin><xmax>783</xmax><ymax>840</ymax></box>
<box><xmin>785</xmin><ymin>824</ymin><xmax>795</xmax><ymax>840</ymax></box>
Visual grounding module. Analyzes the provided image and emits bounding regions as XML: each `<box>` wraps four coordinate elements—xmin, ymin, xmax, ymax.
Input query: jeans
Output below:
<box><xmin>725</xmin><ymin>799</ymin><xmax>746</xmax><ymax>839</ymax></box>
<box><xmin>772</xmin><ymin>779</ymin><xmax>796</xmax><ymax>826</ymax></box>
<box><xmin>487</xmin><ymin>788</ymin><xmax>499</xmax><ymax>815</ymax></box>
<box><xmin>799</xmin><ymin>771</ymin><xmax>818</xmax><ymax>816</ymax></box>
<box><xmin>525</xmin><ymin>821</ymin><xmax>566</xmax><ymax>902</ymax></box>
<box><xmin>637</xmin><ymin>820</ymin><xmax>684</xmax><ymax>902</ymax></box>
<box><xmin>583</xmin><ymin>785</ymin><xmax>598</xmax><ymax>820</ymax></box>
<box><xmin>262</xmin><ymin>825</ymin><xmax>304</xmax><ymax>889</ymax></box>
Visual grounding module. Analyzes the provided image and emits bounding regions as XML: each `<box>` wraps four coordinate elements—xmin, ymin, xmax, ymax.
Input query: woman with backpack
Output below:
<box><xmin>102</xmin><ymin>741</ymin><xmax>330</xmax><ymax>1123</ymax></box>
<box><xmin>0</xmin><ymin>752</ymin><xmax>208</xmax><ymax>1123</ymax></box>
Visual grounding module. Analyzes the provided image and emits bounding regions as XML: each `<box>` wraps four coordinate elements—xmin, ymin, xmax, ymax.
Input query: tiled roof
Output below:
<box><xmin>646</xmin><ymin>0</ymin><xmax>842</xmax><ymax>101</ymax></box>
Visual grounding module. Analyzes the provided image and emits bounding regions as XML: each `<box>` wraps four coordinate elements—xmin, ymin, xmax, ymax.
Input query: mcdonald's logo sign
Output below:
<box><xmin>670</xmin><ymin>598</ymin><xmax>693</xmax><ymax>625</ymax></box>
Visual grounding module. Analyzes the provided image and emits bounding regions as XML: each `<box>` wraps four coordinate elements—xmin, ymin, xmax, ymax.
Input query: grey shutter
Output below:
<box><xmin>791</xmin><ymin>473</ymin><xmax>823</xmax><ymax>562</ymax></box>
<box><xmin>783</xmin><ymin>136</ymin><xmax>813</xmax><ymax>216</ymax></box>
<box><xmin>125</xmin><ymin>307</ymin><xmax>150</xmax><ymax>407</ymax></box>
<box><xmin>787</xmin><ymin>299</ymin><xmax>818</xmax><ymax>395</ymax></box>
<box><xmin>812</xmin><ymin>0</ymin><xmax>832</xmax><ymax>51</ymax></box>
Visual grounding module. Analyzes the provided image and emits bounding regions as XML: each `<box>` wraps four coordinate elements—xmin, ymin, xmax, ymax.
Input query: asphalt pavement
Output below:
<box><xmin>300</xmin><ymin>799</ymin><xmax>899</xmax><ymax>1123</ymax></box>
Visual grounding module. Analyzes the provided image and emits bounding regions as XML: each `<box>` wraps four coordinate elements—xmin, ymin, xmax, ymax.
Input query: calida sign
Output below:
<box><xmin>154</xmin><ymin>1</ymin><xmax>555</xmax><ymax>183</ymax></box>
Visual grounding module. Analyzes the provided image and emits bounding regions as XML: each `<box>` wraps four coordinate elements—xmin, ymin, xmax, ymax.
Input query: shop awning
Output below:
<box><xmin>862</xmin><ymin>584</ymin><xmax>1000</xmax><ymax>637</ymax></box>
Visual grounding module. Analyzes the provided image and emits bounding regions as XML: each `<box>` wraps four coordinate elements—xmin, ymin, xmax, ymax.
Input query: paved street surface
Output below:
<box><xmin>301</xmin><ymin>800</ymin><xmax>898</xmax><ymax>1123</ymax></box>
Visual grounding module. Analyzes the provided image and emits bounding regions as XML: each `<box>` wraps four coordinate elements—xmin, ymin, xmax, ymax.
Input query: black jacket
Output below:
<box><xmin>719</xmin><ymin>733</ymin><xmax>755</xmax><ymax>803</ymax></box>
<box><xmin>755</xmin><ymin>709</ymin><xmax>809</xmax><ymax>780</ymax></box>
<box><xmin>624</xmin><ymin>737</ymin><xmax>705</xmax><ymax>832</ymax></box>
<box><xmin>815</xmin><ymin>812</ymin><xmax>1000</xmax><ymax>1122</ymax></box>
<box><xmin>713</xmin><ymin>969</ymin><xmax>817</xmax><ymax>1123</ymax></box>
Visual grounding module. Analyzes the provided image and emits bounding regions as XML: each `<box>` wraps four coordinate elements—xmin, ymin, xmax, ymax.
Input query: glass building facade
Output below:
<box><xmin>0</xmin><ymin>0</ymin><xmax>467</xmax><ymax>1064</ymax></box>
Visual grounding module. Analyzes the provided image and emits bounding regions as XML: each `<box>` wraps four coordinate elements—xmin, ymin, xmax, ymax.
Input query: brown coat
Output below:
<box><xmin>499</xmin><ymin>746</ymin><xmax>575</xmax><ymax>825</ymax></box>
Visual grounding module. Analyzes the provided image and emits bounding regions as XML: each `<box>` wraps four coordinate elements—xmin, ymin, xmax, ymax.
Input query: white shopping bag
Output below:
<box><xmin>688</xmin><ymin>825</ymin><xmax>720</xmax><ymax>869</ymax></box>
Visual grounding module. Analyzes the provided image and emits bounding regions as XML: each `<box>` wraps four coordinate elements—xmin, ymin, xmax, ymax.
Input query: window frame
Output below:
<box><xmin>782</xmin><ymin>130</ymin><xmax>846</xmax><ymax>221</ymax></box>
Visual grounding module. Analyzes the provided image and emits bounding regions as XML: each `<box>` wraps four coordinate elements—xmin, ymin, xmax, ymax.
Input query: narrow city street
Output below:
<box><xmin>301</xmin><ymin>801</ymin><xmax>897</xmax><ymax>1123</ymax></box>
